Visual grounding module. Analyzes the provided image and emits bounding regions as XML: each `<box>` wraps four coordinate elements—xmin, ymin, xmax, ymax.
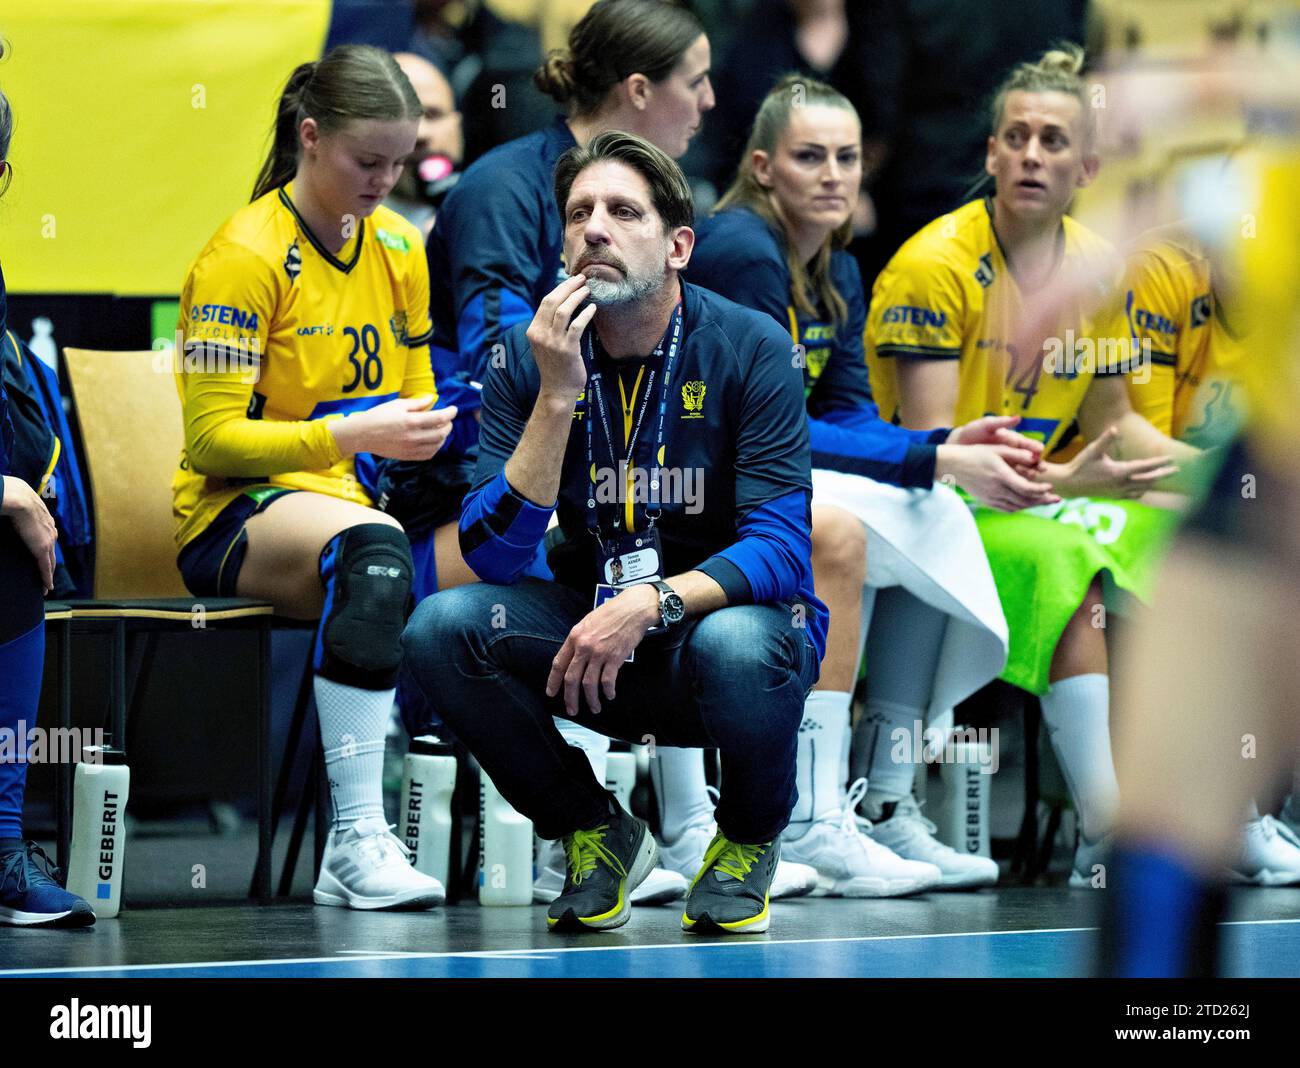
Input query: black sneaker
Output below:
<box><xmin>547</xmin><ymin>802</ymin><xmax>658</xmax><ymax>932</ymax></box>
<box><xmin>681</xmin><ymin>831</ymin><xmax>779</xmax><ymax>934</ymax></box>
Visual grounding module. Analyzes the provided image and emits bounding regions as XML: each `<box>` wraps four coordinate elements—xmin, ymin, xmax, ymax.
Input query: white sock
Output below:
<box><xmin>840</xmin><ymin>589</ymin><xmax>874</xmax><ymax>792</ymax></box>
<box><xmin>651</xmin><ymin>747</ymin><xmax>714</xmax><ymax>844</ymax></box>
<box><xmin>787</xmin><ymin>690</ymin><xmax>850</xmax><ymax>837</ymax></box>
<box><xmin>853</xmin><ymin>698</ymin><xmax>924</xmax><ymax>817</ymax></box>
<box><xmin>553</xmin><ymin>718</ymin><xmax>609</xmax><ymax>782</ymax></box>
<box><xmin>315</xmin><ymin>677</ymin><xmax>392</xmax><ymax>834</ymax></box>
<box><xmin>1039</xmin><ymin>673</ymin><xmax>1119</xmax><ymax>841</ymax></box>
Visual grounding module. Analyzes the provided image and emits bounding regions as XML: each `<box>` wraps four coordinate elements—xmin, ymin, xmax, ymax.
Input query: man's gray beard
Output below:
<box><xmin>585</xmin><ymin>265</ymin><xmax>667</xmax><ymax>306</ymax></box>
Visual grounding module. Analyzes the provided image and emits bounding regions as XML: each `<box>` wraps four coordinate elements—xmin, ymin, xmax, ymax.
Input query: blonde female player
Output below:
<box><xmin>691</xmin><ymin>75</ymin><xmax>1064</xmax><ymax>893</ymax></box>
<box><xmin>172</xmin><ymin>45</ymin><xmax>469</xmax><ymax>910</ymax></box>
<box><xmin>865</xmin><ymin>44</ymin><xmax>1200</xmax><ymax>883</ymax></box>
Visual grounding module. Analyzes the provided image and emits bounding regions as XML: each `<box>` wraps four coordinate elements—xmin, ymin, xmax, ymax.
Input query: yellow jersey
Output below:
<box><xmin>1118</xmin><ymin>229</ymin><xmax>1246</xmax><ymax>448</ymax></box>
<box><xmin>172</xmin><ymin>184</ymin><xmax>436</xmax><ymax>549</ymax></box>
<box><xmin>865</xmin><ymin>197</ymin><xmax>1122</xmax><ymax>457</ymax></box>
<box><xmin>1236</xmin><ymin>148</ymin><xmax>1300</xmax><ymax>469</ymax></box>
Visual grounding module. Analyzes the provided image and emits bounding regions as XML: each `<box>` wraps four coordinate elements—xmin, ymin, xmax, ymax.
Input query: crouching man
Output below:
<box><xmin>401</xmin><ymin>132</ymin><xmax>825</xmax><ymax>934</ymax></box>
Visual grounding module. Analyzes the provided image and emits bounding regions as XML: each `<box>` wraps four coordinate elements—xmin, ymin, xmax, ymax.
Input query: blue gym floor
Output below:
<box><xmin>3</xmin><ymin>890</ymin><xmax>1298</xmax><ymax>978</ymax></box>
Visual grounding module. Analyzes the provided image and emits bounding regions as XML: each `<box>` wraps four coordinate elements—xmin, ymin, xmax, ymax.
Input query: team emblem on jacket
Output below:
<box><xmin>681</xmin><ymin>380</ymin><xmax>706</xmax><ymax>419</ymax></box>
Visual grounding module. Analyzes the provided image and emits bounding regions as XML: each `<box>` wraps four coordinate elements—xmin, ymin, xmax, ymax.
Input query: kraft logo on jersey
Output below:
<box><xmin>882</xmin><ymin>305</ymin><xmax>946</xmax><ymax>329</ymax></box>
<box><xmin>375</xmin><ymin>228</ymin><xmax>411</xmax><ymax>253</ymax></box>
<box><xmin>191</xmin><ymin>304</ymin><xmax>259</xmax><ymax>332</ymax></box>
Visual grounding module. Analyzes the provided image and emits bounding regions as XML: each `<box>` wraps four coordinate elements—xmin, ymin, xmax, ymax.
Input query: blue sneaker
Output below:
<box><xmin>0</xmin><ymin>842</ymin><xmax>96</xmax><ymax>928</ymax></box>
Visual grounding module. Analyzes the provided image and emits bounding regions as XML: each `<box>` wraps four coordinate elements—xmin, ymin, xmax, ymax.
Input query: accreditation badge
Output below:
<box><xmin>592</xmin><ymin>526</ymin><xmax>667</xmax><ymax>659</ymax></box>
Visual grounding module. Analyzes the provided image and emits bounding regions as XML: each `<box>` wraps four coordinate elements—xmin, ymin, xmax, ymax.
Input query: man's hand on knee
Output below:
<box><xmin>546</xmin><ymin>584</ymin><xmax>659</xmax><ymax>716</ymax></box>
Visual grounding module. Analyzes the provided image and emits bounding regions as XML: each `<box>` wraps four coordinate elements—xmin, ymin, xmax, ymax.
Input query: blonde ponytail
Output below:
<box><xmin>990</xmin><ymin>42</ymin><xmax>1095</xmax><ymax>146</ymax></box>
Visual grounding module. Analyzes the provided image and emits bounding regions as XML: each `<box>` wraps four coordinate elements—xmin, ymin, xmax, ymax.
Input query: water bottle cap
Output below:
<box><xmin>82</xmin><ymin>745</ymin><xmax>127</xmax><ymax>766</ymax></box>
<box><xmin>409</xmin><ymin>734</ymin><xmax>453</xmax><ymax>757</ymax></box>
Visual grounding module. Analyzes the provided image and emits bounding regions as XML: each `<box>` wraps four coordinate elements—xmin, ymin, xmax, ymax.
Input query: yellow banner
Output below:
<box><xmin>1</xmin><ymin>1</ymin><xmax>331</xmax><ymax>295</ymax></box>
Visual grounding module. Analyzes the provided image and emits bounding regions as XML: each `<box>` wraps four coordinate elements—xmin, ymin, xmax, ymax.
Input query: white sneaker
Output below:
<box><xmin>864</xmin><ymin>795</ymin><xmax>999</xmax><ymax>890</ymax></box>
<box><xmin>314</xmin><ymin>816</ymin><xmax>445</xmax><ymax>910</ymax></box>
<box><xmin>1067</xmin><ymin>832</ymin><xmax>1111</xmax><ymax>888</ymax></box>
<box><xmin>658</xmin><ymin>819</ymin><xmax>818</xmax><ymax>900</ymax></box>
<box><xmin>1229</xmin><ymin>815</ymin><xmax>1300</xmax><ymax>886</ymax></box>
<box><xmin>781</xmin><ymin>779</ymin><xmax>942</xmax><ymax>898</ymax></box>
<box><xmin>533</xmin><ymin>836</ymin><xmax>687</xmax><ymax>905</ymax></box>
<box><xmin>1280</xmin><ymin>795</ymin><xmax>1300</xmax><ymax>840</ymax></box>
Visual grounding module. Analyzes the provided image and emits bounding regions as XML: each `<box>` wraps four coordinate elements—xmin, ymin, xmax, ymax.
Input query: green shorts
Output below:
<box><xmin>974</xmin><ymin>498</ymin><xmax>1181</xmax><ymax>694</ymax></box>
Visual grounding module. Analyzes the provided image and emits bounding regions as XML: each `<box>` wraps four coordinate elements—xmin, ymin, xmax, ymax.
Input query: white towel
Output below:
<box><xmin>811</xmin><ymin>470</ymin><xmax>1009</xmax><ymax>719</ymax></box>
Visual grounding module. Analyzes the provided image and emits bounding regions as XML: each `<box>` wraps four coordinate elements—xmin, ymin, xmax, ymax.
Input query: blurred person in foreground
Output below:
<box><xmin>1086</xmin><ymin>34</ymin><xmax>1300</xmax><ymax>975</ymax></box>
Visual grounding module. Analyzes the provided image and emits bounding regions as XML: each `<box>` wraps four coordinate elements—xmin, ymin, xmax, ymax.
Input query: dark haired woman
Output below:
<box><xmin>172</xmin><ymin>45</ymin><xmax>460</xmax><ymax>911</ymax></box>
<box><xmin>692</xmin><ymin>75</ymin><xmax>1058</xmax><ymax>894</ymax></box>
<box><xmin>426</xmin><ymin>0</ymin><xmax>719</xmax><ymax>905</ymax></box>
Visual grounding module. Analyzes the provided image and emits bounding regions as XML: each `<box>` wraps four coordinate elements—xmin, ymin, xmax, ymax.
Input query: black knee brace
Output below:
<box><xmin>313</xmin><ymin>523</ymin><xmax>413</xmax><ymax>689</ymax></box>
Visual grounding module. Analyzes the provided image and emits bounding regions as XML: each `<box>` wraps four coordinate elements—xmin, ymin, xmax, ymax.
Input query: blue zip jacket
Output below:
<box><xmin>458</xmin><ymin>281</ymin><xmax>829</xmax><ymax>660</ymax></box>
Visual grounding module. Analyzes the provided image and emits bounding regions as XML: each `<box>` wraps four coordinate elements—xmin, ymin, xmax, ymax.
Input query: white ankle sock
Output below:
<box><xmin>651</xmin><ymin>747</ymin><xmax>714</xmax><ymax>843</ymax></box>
<box><xmin>788</xmin><ymin>690</ymin><xmax>851</xmax><ymax>836</ymax></box>
<box><xmin>1039</xmin><ymin>673</ymin><xmax>1119</xmax><ymax>841</ymax></box>
<box><xmin>315</xmin><ymin>677</ymin><xmax>392</xmax><ymax>834</ymax></box>
<box><xmin>853</xmin><ymin>697</ymin><xmax>924</xmax><ymax>816</ymax></box>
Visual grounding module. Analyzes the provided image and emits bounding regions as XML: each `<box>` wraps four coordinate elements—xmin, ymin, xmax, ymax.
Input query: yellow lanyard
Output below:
<box><xmin>617</xmin><ymin>366</ymin><xmax>646</xmax><ymax>533</ymax></box>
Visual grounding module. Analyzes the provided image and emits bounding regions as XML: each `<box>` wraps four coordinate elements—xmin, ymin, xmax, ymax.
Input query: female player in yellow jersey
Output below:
<box><xmin>172</xmin><ymin>46</ymin><xmax>466</xmax><ymax>910</ymax></box>
<box><xmin>865</xmin><ymin>45</ymin><xmax>1200</xmax><ymax>883</ymax></box>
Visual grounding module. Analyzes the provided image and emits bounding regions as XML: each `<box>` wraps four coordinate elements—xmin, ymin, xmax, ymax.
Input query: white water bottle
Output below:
<box><xmin>479</xmin><ymin>772</ymin><xmax>533</xmax><ymax>905</ymax></box>
<box><xmin>65</xmin><ymin>746</ymin><xmax>130</xmax><ymax>918</ymax></box>
<box><xmin>935</xmin><ymin>737</ymin><xmax>992</xmax><ymax>859</ymax></box>
<box><xmin>605</xmin><ymin>748</ymin><xmax>637</xmax><ymax>812</ymax></box>
<box><xmin>399</xmin><ymin>736</ymin><xmax>457</xmax><ymax>888</ymax></box>
<box><xmin>28</xmin><ymin>317</ymin><xmax>58</xmax><ymax>372</ymax></box>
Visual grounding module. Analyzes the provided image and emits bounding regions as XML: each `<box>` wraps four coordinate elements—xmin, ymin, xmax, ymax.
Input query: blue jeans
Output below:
<box><xmin>401</xmin><ymin>579</ymin><xmax>819</xmax><ymax>843</ymax></box>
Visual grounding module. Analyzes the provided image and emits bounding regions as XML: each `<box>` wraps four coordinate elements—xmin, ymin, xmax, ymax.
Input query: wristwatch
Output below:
<box><xmin>651</xmin><ymin>580</ymin><xmax>686</xmax><ymax>628</ymax></box>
